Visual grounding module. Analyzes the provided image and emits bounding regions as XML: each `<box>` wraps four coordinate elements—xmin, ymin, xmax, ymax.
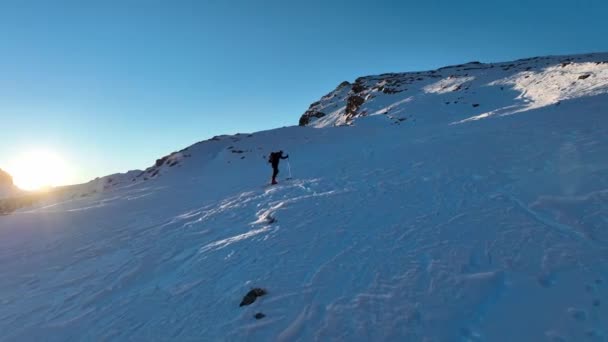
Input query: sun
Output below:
<box><xmin>7</xmin><ymin>149</ymin><xmax>72</xmax><ymax>191</ymax></box>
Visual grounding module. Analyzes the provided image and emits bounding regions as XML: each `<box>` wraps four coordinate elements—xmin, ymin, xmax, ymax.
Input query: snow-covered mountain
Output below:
<box><xmin>1</xmin><ymin>53</ymin><xmax>607</xmax><ymax>341</ymax></box>
<box><xmin>299</xmin><ymin>53</ymin><xmax>608</xmax><ymax>127</ymax></box>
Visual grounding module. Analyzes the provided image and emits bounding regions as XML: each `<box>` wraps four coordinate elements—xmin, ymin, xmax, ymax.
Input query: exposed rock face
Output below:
<box><xmin>297</xmin><ymin>52</ymin><xmax>608</xmax><ymax>127</ymax></box>
<box><xmin>345</xmin><ymin>95</ymin><xmax>365</xmax><ymax>119</ymax></box>
<box><xmin>299</xmin><ymin>110</ymin><xmax>326</xmax><ymax>126</ymax></box>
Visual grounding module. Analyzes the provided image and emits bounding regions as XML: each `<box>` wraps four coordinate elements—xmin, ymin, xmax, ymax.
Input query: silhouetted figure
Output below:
<box><xmin>268</xmin><ymin>151</ymin><xmax>289</xmax><ymax>185</ymax></box>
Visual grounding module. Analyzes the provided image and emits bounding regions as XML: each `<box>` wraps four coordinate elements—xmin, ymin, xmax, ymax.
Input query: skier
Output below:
<box><xmin>268</xmin><ymin>150</ymin><xmax>289</xmax><ymax>185</ymax></box>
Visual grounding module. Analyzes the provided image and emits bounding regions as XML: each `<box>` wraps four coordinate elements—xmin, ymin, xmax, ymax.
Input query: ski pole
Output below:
<box><xmin>287</xmin><ymin>160</ymin><xmax>292</xmax><ymax>179</ymax></box>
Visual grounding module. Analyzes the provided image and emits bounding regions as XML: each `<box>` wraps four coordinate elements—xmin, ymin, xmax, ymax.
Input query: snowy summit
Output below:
<box><xmin>1</xmin><ymin>52</ymin><xmax>608</xmax><ymax>341</ymax></box>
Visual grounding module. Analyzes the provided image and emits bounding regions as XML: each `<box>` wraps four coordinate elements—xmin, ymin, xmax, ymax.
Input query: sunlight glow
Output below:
<box><xmin>7</xmin><ymin>149</ymin><xmax>72</xmax><ymax>191</ymax></box>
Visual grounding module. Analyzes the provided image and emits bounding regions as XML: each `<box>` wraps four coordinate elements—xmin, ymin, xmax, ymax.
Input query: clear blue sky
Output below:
<box><xmin>1</xmin><ymin>0</ymin><xmax>607</xmax><ymax>185</ymax></box>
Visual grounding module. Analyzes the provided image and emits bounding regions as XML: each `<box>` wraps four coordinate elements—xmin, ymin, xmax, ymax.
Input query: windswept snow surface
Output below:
<box><xmin>2</xmin><ymin>56</ymin><xmax>608</xmax><ymax>341</ymax></box>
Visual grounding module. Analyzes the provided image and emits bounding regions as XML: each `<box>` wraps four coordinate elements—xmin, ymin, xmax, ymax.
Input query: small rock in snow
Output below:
<box><xmin>239</xmin><ymin>288</ymin><xmax>267</xmax><ymax>307</ymax></box>
<box><xmin>254</xmin><ymin>312</ymin><xmax>266</xmax><ymax>319</ymax></box>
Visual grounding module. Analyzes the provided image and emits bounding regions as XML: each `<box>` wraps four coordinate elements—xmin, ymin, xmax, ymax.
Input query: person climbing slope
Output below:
<box><xmin>268</xmin><ymin>150</ymin><xmax>289</xmax><ymax>185</ymax></box>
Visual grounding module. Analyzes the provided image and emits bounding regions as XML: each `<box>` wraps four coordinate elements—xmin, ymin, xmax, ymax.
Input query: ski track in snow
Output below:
<box><xmin>1</xmin><ymin>55</ymin><xmax>608</xmax><ymax>341</ymax></box>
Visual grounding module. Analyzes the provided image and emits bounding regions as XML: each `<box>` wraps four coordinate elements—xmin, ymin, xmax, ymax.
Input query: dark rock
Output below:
<box><xmin>337</xmin><ymin>81</ymin><xmax>351</xmax><ymax>88</ymax></box>
<box><xmin>240</xmin><ymin>288</ymin><xmax>267</xmax><ymax>306</ymax></box>
<box><xmin>472</xmin><ymin>104</ymin><xmax>480</xmax><ymax>107</ymax></box>
<box><xmin>155</xmin><ymin>156</ymin><xmax>169</xmax><ymax>167</ymax></box>
<box><xmin>578</xmin><ymin>74</ymin><xmax>591</xmax><ymax>80</ymax></box>
<box><xmin>345</xmin><ymin>95</ymin><xmax>365</xmax><ymax>119</ymax></box>
<box><xmin>298</xmin><ymin>110</ymin><xmax>326</xmax><ymax>126</ymax></box>
<box><xmin>351</xmin><ymin>82</ymin><xmax>365</xmax><ymax>93</ymax></box>
<box><xmin>382</xmin><ymin>88</ymin><xmax>401</xmax><ymax>94</ymax></box>
<box><xmin>254</xmin><ymin>313</ymin><xmax>266</xmax><ymax>319</ymax></box>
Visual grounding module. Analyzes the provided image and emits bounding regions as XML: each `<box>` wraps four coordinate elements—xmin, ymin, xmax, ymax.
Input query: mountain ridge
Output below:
<box><xmin>299</xmin><ymin>51</ymin><xmax>608</xmax><ymax>127</ymax></box>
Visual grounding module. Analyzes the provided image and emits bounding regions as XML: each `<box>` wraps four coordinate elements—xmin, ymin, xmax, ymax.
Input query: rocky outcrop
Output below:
<box><xmin>299</xmin><ymin>110</ymin><xmax>326</xmax><ymax>126</ymax></box>
<box><xmin>345</xmin><ymin>95</ymin><xmax>365</xmax><ymax>119</ymax></box>
<box><xmin>139</xmin><ymin>150</ymin><xmax>191</xmax><ymax>179</ymax></box>
<box><xmin>297</xmin><ymin>52</ymin><xmax>608</xmax><ymax>127</ymax></box>
<box><xmin>298</xmin><ymin>81</ymin><xmax>354</xmax><ymax>126</ymax></box>
<box><xmin>351</xmin><ymin>80</ymin><xmax>366</xmax><ymax>94</ymax></box>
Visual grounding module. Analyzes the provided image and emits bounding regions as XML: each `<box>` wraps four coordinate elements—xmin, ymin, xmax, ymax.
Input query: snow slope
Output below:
<box><xmin>1</xmin><ymin>53</ymin><xmax>608</xmax><ymax>341</ymax></box>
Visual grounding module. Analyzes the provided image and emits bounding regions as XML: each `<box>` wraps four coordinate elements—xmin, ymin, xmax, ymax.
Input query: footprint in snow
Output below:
<box><xmin>567</xmin><ymin>307</ymin><xmax>587</xmax><ymax>321</ymax></box>
<box><xmin>537</xmin><ymin>272</ymin><xmax>555</xmax><ymax>288</ymax></box>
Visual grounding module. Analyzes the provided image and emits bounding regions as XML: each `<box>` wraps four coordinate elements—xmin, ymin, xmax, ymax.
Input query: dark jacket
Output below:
<box><xmin>268</xmin><ymin>151</ymin><xmax>288</xmax><ymax>167</ymax></box>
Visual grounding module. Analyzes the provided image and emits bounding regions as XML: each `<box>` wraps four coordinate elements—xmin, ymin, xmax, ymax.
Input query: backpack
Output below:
<box><xmin>268</xmin><ymin>152</ymin><xmax>277</xmax><ymax>164</ymax></box>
